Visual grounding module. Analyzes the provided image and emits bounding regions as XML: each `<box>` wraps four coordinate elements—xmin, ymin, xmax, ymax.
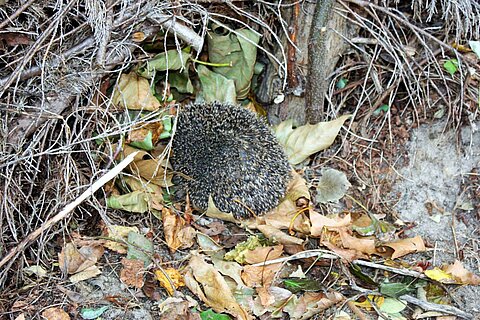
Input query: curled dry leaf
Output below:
<box><xmin>120</xmin><ymin>258</ymin><xmax>145</xmax><ymax>288</ymax></box>
<box><xmin>426</xmin><ymin>260</ymin><xmax>480</xmax><ymax>285</ymax></box>
<box><xmin>112</xmin><ymin>72</ymin><xmax>161</xmax><ymax>111</ymax></box>
<box><xmin>273</xmin><ymin>115</ymin><xmax>352</xmax><ymax>165</ymax></box>
<box><xmin>155</xmin><ymin>267</ymin><xmax>185</xmax><ymax>296</ymax></box>
<box><xmin>184</xmin><ymin>254</ymin><xmax>250</xmax><ymax>319</ymax></box>
<box><xmin>162</xmin><ymin>207</ymin><xmax>196</xmax><ymax>252</ymax></box>
<box><xmin>69</xmin><ymin>265</ymin><xmax>102</xmax><ymax>284</ymax></box>
<box><xmin>310</xmin><ymin>212</ymin><xmax>352</xmax><ymax>237</ymax></box>
<box><xmin>58</xmin><ymin>243</ymin><xmax>104</xmax><ymax>274</ymax></box>
<box><xmin>284</xmin><ymin>291</ymin><xmax>345</xmax><ymax>320</ymax></box>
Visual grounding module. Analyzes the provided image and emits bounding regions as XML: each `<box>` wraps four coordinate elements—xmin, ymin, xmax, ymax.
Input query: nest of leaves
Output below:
<box><xmin>1</xmin><ymin>0</ymin><xmax>479</xmax><ymax>319</ymax></box>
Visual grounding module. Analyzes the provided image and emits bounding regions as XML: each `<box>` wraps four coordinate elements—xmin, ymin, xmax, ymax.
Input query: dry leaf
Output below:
<box><xmin>112</xmin><ymin>72</ymin><xmax>161</xmax><ymax>111</ymax></box>
<box><xmin>383</xmin><ymin>235</ymin><xmax>426</xmax><ymax>259</ymax></box>
<box><xmin>184</xmin><ymin>254</ymin><xmax>250</xmax><ymax>319</ymax></box>
<box><xmin>120</xmin><ymin>258</ymin><xmax>145</xmax><ymax>288</ymax></box>
<box><xmin>103</xmin><ymin>225</ymin><xmax>140</xmax><ymax>254</ymax></box>
<box><xmin>315</xmin><ymin>168</ymin><xmax>351</xmax><ymax>203</ymax></box>
<box><xmin>310</xmin><ymin>212</ymin><xmax>352</xmax><ymax>237</ymax></box>
<box><xmin>338</xmin><ymin>228</ymin><xmax>377</xmax><ymax>256</ymax></box>
<box><xmin>162</xmin><ymin>207</ymin><xmax>196</xmax><ymax>252</ymax></box>
<box><xmin>285</xmin><ymin>291</ymin><xmax>345</xmax><ymax>320</ymax></box>
<box><xmin>257</xmin><ymin>225</ymin><xmax>304</xmax><ymax>245</ymax></box>
<box><xmin>212</xmin><ymin>258</ymin><xmax>245</xmax><ymax>287</ymax></box>
<box><xmin>58</xmin><ymin>243</ymin><xmax>104</xmax><ymax>274</ymax></box>
<box><xmin>244</xmin><ymin>245</ymin><xmax>284</xmax><ymax>264</ymax></box>
<box><xmin>155</xmin><ymin>267</ymin><xmax>185</xmax><ymax>296</ymax></box>
<box><xmin>69</xmin><ymin>265</ymin><xmax>102</xmax><ymax>283</ymax></box>
<box><xmin>273</xmin><ymin>115</ymin><xmax>352</xmax><ymax>165</ymax></box>
<box><xmin>443</xmin><ymin>260</ymin><xmax>480</xmax><ymax>285</ymax></box>
<box><xmin>242</xmin><ymin>263</ymin><xmax>282</xmax><ymax>288</ymax></box>
<box><xmin>41</xmin><ymin>307</ymin><xmax>70</xmax><ymax>320</ymax></box>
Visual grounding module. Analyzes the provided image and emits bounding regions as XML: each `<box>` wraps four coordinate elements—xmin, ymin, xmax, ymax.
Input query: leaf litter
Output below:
<box><xmin>1</xmin><ymin>2</ymin><xmax>479</xmax><ymax>320</ymax></box>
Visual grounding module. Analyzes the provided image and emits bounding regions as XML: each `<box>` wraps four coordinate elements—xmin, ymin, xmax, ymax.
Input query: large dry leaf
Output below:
<box><xmin>273</xmin><ymin>115</ymin><xmax>352</xmax><ymax>165</ymax></box>
<box><xmin>310</xmin><ymin>212</ymin><xmax>352</xmax><ymax>237</ymax></box>
<box><xmin>41</xmin><ymin>307</ymin><xmax>71</xmax><ymax>320</ymax></box>
<box><xmin>69</xmin><ymin>265</ymin><xmax>102</xmax><ymax>283</ymax></box>
<box><xmin>103</xmin><ymin>225</ymin><xmax>139</xmax><ymax>254</ymax></box>
<box><xmin>256</xmin><ymin>225</ymin><xmax>304</xmax><ymax>246</ymax></box>
<box><xmin>315</xmin><ymin>168</ymin><xmax>351</xmax><ymax>203</ymax></box>
<box><xmin>382</xmin><ymin>235</ymin><xmax>426</xmax><ymax>259</ymax></box>
<box><xmin>284</xmin><ymin>291</ymin><xmax>345</xmax><ymax>320</ymax></box>
<box><xmin>112</xmin><ymin>72</ymin><xmax>161</xmax><ymax>111</ymax></box>
<box><xmin>241</xmin><ymin>263</ymin><xmax>282</xmax><ymax>288</ymax></box>
<box><xmin>155</xmin><ymin>267</ymin><xmax>185</xmax><ymax>296</ymax></box>
<box><xmin>244</xmin><ymin>245</ymin><xmax>284</xmax><ymax>264</ymax></box>
<box><xmin>58</xmin><ymin>243</ymin><xmax>104</xmax><ymax>274</ymax></box>
<box><xmin>185</xmin><ymin>254</ymin><xmax>250</xmax><ymax>319</ymax></box>
<box><xmin>212</xmin><ymin>258</ymin><xmax>245</xmax><ymax>287</ymax></box>
<box><xmin>338</xmin><ymin>228</ymin><xmax>377</xmax><ymax>256</ymax></box>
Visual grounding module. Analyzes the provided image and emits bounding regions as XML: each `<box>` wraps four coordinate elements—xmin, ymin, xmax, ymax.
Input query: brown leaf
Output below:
<box><xmin>0</xmin><ymin>32</ymin><xmax>32</xmax><ymax>46</ymax></box>
<box><xmin>41</xmin><ymin>307</ymin><xmax>70</xmax><ymax>320</ymax></box>
<box><xmin>184</xmin><ymin>254</ymin><xmax>250</xmax><ymax>319</ymax></box>
<box><xmin>382</xmin><ymin>235</ymin><xmax>426</xmax><ymax>259</ymax></box>
<box><xmin>244</xmin><ymin>245</ymin><xmax>284</xmax><ymax>264</ymax></box>
<box><xmin>337</xmin><ymin>228</ymin><xmax>377</xmax><ymax>256</ymax></box>
<box><xmin>162</xmin><ymin>207</ymin><xmax>195</xmax><ymax>252</ymax></box>
<box><xmin>58</xmin><ymin>243</ymin><xmax>104</xmax><ymax>274</ymax></box>
<box><xmin>242</xmin><ymin>263</ymin><xmax>282</xmax><ymax>288</ymax></box>
<box><xmin>444</xmin><ymin>260</ymin><xmax>480</xmax><ymax>285</ymax></box>
<box><xmin>310</xmin><ymin>212</ymin><xmax>351</xmax><ymax>237</ymax></box>
<box><xmin>284</xmin><ymin>291</ymin><xmax>344</xmax><ymax>320</ymax></box>
<box><xmin>120</xmin><ymin>258</ymin><xmax>145</xmax><ymax>288</ymax></box>
<box><xmin>256</xmin><ymin>225</ymin><xmax>304</xmax><ymax>246</ymax></box>
<box><xmin>128</xmin><ymin>121</ymin><xmax>164</xmax><ymax>146</ymax></box>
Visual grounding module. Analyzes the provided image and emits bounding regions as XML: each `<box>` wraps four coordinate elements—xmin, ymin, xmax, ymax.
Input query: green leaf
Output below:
<box><xmin>350</xmin><ymin>264</ymin><xmax>377</xmax><ymax>286</ymax></box>
<box><xmin>273</xmin><ymin>115</ymin><xmax>352</xmax><ymax>165</ymax></box>
<box><xmin>169</xmin><ymin>69</ymin><xmax>194</xmax><ymax>93</ymax></box>
<box><xmin>373</xmin><ymin>104</ymin><xmax>390</xmax><ymax>116</ymax></box>
<box><xmin>127</xmin><ymin>231</ymin><xmax>154</xmax><ymax>266</ymax></box>
<box><xmin>129</xmin><ymin>130</ymin><xmax>153</xmax><ymax>151</ymax></box>
<box><xmin>379</xmin><ymin>297</ymin><xmax>406</xmax><ymax>314</ymax></box>
<box><xmin>200</xmin><ymin>309</ymin><xmax>231</xmax><ymax>320</ymax></box>
<box><xmin>443</xmin><ymin>59</ymin><xmax>458</xmax><ymax>76</ymax></box>
<box><xmin>80</xmin><ymin>306</ymin><xmax>109</xmax><ymax>319</ymax></box>
<box><xmin>336</xmin><ymin>78</ymin><xmax>348</xmax><ymax>89</ymax></box>
<box><xmin>380</xmin><ymin>282</ymin><xmax>413</xmax><ymax>298</ymax></box>
<box><xmin>107</xmin><ymin>190</ymin><xmax>150</xmax><ymax>213</ymax></box>
<box><xmin>469</xmin><ymin>41</ymin><xmax>480</xmax><ymax>58</ymax></box>
<box><xmin>207</xmin><ymin>24</ymin><xmax>260</xmax><ymax>99</ymax></box>
<box><xmin>283</xmin><ymin>278</ymin><xmax>323</xmax><ymax>293</ymax></box>
<box><xmin>141</xmin><ymin>49</ymin><xmax>191</xmax><ymax>78</ymax></box>
<box><xmin>196</xmin><ymin>64</ymin><xmax>237</xmax><ymax>103</ymax></box>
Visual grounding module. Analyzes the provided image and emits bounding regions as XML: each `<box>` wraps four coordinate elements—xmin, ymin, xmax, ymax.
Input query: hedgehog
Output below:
<box><xmin>171</xmin><ymin>102</ymin><xmax>291</xmax><ymax>219</ymax></box>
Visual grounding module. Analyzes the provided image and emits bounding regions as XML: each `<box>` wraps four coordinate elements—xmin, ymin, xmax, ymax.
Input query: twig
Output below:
<box><xmin>0</xmin><ymin>0</ymin><xmax>36</xmax><ymax>29</ymax></box>
<box><xmin>0</xmin><ymin>151</ymin><xmax>139</xmax><ymax>270</ymax></box>
<box><xmin>399</xmin><ymin>294</ymin><xmax>473</xmax><ymax>320</ymax></box>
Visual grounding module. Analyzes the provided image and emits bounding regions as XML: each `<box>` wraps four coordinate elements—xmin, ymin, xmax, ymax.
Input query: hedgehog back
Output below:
<box><xmin>171</xmin><ymin>102</ymin><xmax>290</xmax><ymax>219</ymax></box>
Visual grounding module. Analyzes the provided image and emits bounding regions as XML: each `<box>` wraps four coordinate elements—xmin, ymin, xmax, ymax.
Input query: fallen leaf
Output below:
<box><xmin>69</xmin><ymin>265</ymin><xmax>102</xmax><ymax>283</ymax></box>
<box><xmin>126</xmin><ymin>231</ymin><xmax>154</xmax><ymax>266</ymax></box>
<box><xmin>58</xmin><ymin>243</ymin><xmax>104</xmax><ymax>274</ymax></box>
<box><xmin>41</xmin><ymin>307</ymin><xmax>70</xmax><ymax>320</ymax></box>
<box><xmin>310</xmin><ymin>212</ymin><xmax>352</xmax><ymax>237</ymax></box>
<box><xmin>162</xmin><ymin>207</ymin><xmax>195</xmax><ymax>252</ymax></box>
<box><xmin>256</xmin><ymin>225</ymin><xmax>304</xmax><ymax>245</ymax></box>
<box><xmin>80</xmin><ymin>306</ymin><xmax>109</xmax><ymax>320</ymax></box>
<box><xmin>315</xmin><ymin>168</ymin><xmax>351</xmax><ymax>203</ymax></box>
<box><xmin>383</xmin><ymin>236</ymin><xmax>426</xmax><ymax>259</ymax></box>
<box><xmin>120</xmin><ymin>258</ymin><xmax>145</xmax><ymax>288</ymax></box>
<box><xmin>284</xmin><ymin>291</ymin><xmax>345</xmax><ymax>320</ymax></box>
<box><xmin>155</xmin><ymin>267</ymin><xmax>185</xmax><ymax>296</ymax></box>
<box><xmin>273</xmin><ymin>115</ymin><xmax>352</xmax><ymax>165</ymax></box>
<box><xmin>112</xmin><ymin>72</ymin><xmax>161</xmax><ymax>111</ymax></box>
<box><xmin>244</xmin><ymin>245</ymin><xmax>284</xmax><ymax>264</ymax></box>
<box><xmin>212</xmin><ymin>258</ymin><xmax>245</xmax><ymax>287</ymax></box>
<box><xmin>157</xmin><ymin>297</ymin><xmax>200</xmax><ymax>320</ymax></box>
<box><xmin>128</xmin><ymin>121</ymin><xmax>164</xmax><ymax>151</ymax></box>
<box><xmin>103</xmin><ymin>225</ymin><xmax>139</xmax><ymax>254</ymax></box>
<box><xmin>184</xmin><ymin>254</ymin><xmax>249</xmax><ymax>319</ymax></box>
<box><xmin>443</xmin><ymin>260</ymin><xmax>480</xmax><ymax>285</ymax></box>
<box><xmin>242</xmin><ymin>263</ymin><xmax>282</xmax><ymax>288</ymax></box>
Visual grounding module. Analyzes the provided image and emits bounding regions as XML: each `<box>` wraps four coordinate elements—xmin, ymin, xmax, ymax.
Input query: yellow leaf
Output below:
<box><xmin>104</xmin><ymin>225</ymin><xmax>139</xmax><ymax>254</ymax></box>
<box><xmin>425</xmin><ymin>267</ymin><xmax>455</xmax><ymax>284</ymax></box>
<box><xmin>155</xmin><ymin>267</ymin><xmax>185</xmax><ymax>296</ymax></box>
